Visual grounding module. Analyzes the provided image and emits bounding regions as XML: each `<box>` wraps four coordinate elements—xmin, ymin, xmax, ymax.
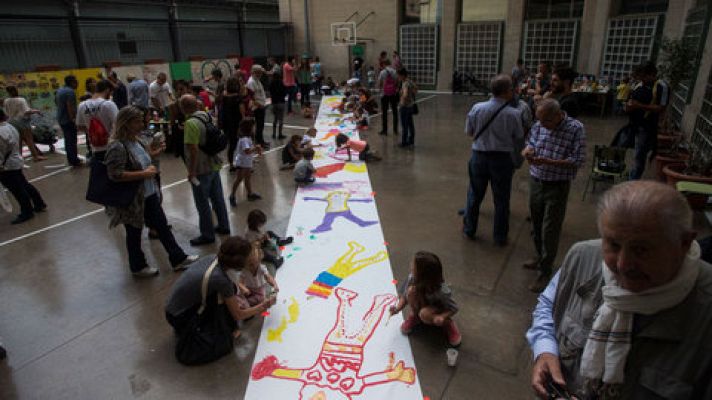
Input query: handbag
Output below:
<box><xmin>175</xmin><ymin>259</ymin><xmax>235</xmax><ymax>366</ymax></box>
<box><xmin>85</xmin><ymin>142</ymin><xmax>141</xmax><ymax>208</ymax></box>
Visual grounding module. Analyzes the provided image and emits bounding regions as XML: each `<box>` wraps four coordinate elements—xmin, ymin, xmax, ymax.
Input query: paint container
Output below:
<box><xmin>446</xmin><ymin>348</ymin><xmax>459</xmax><ymax>367</ymax></box>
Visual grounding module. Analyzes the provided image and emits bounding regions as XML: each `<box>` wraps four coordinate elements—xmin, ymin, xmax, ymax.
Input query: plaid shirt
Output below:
<box><xmin>527</xmin><ymin>115</ymin><xmax>586</xmax><ymax>181</ymax></box>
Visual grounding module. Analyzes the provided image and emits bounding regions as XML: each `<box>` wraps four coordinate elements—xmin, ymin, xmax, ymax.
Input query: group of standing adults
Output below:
<box><xmin>372</xmin><ymin>51</ymin><xmax>418</xmax><ymax>147</ymax></box>
<box><xmin>463</xmin><ymin>71</ymin><xmax>586</xmax><ymax>293</ymax></box>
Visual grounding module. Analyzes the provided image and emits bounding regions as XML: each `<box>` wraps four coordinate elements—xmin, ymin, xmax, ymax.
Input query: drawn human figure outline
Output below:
<box><xmin>251</xmin><ymin>288</ymin><xmax>416</xmax><ymax>399</ymax></box>
<box><xmin>304</xmin><ymin>191</ymin><xmax>378</xmax><ymax>233</ymax></box>
<box><xmin>306</xmin><ymin>241</ymin><xmax>388</xmax><ymax>299</ymax></box>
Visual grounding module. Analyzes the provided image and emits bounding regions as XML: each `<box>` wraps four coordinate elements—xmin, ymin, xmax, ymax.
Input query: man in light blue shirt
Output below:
<box><xmin>127</xmin><ymin>74</ymin><xmax>149</xmax><ymax>108</ymax></box>
<box><xmin>463</xmin><ymin>74</ymin><xmax>523</xmax><ymax>245</ymax></box>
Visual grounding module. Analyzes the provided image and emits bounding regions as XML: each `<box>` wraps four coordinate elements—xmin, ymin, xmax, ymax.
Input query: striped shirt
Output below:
<box><xmin>527</xmin><ymin>114</ymin><xmax>586</xmax><ymax>181</ymax></box>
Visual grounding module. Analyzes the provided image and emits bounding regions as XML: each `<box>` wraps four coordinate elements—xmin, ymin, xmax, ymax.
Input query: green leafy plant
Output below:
<box><xmin>657</xmin><ymin>36</ymin><xmax>697</xmax><ymax>92</ymax></box>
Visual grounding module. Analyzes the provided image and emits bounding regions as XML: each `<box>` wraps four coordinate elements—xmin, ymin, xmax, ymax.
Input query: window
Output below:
<box><xmin>399</xmin><ymin>24</ymin><xmax>438</xmax><ymax>87</ymax></box>
<box><xmin>600</xmin><ymin>15</ymin><xmax>660</xmax><ymax>85</ymax></box>
<box><xmin>526</xmin><ymin>0</ymin><xmax>584</xmax><ymax>20</ymax></box>
<box><xmin>402</xmin><ymin>0</ymin><xmax>441</xmax><ymax>24</ymax></box>
<box><xmin>461</xmin><ymin>0</ymin><xmax>507</xmax><ymax>21</ymax></box>
<box><xmin>618</xmin><ymin>0</ymin><xmax>668</xmax><ymax>15</ymax></box>
<box><xmin>455</xmin><ymin>22</ymin><xmax>503</xmax><ymax>83</ymax></box>
<box><xmin>522</xmin><ymin>20</ymin><xmax>578</xmax><ymax>72</ymax></box>
<box><xmin>670</xmin><ymin>4</ymin><xmax>710</xmax><ymax>129</ymax></box>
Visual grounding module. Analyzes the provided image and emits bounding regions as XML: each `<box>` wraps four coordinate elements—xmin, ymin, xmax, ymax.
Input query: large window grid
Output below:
<box><xmin>522</xmin><ymin>19</ymin><xmax>578</xmax><ymax>73</ymax></box>
<box><xmin>399</xmin><ymin>24</ymin><xmax>438</xmax><ymax>87</ymax></box>
<box><xmin>670</xmin><ymin>4</ymin><xmax>709</xmax><ymax>129</ymax></box>
<box><xmin>455</xmin><ymin>22</ymin><xmax>503</xmax><ymax>84</ymax></box>
<box><xmin>600</xmin><ymin>15</ymin><xmax>660</xmax><ymax>85</ymax></box>
<box><xmin>692</xmin><ymin>68</ymin><xmax>712</xmax><ymax>152</ymax></box>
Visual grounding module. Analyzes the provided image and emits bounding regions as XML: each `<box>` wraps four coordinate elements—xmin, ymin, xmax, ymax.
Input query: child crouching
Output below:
<box><xmin>389</xmin><ymin>251</ymin><xmax>461</xmax><ymax>347</ymax></box>
<box><xmin>294</xmin><ymin>148</ymin><xmax>316</xmax><ymax>184</ymax></box>
<box><xmin>245</xmin><ymin>209</ymin><xmax>293</xmax><ymax>269</ymax></box>
<box><xmin>235</xmin><ymin>243</ymin><xmax>279</xmax><ymax>310</ymax></box>
<box><xmin>335</xmin><ymin>133</ymin><xmax>381</xmax><ymax>162</ymax></box>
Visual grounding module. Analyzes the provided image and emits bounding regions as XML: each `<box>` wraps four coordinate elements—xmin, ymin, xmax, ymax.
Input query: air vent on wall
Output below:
<box><xmin>117</xmin><ymin>32</ymin><xmax>137</xmax><ymax>55</ymax></box>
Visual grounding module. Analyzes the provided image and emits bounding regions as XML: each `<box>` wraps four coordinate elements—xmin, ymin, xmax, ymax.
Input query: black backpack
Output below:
<box><xmin>194</xmin><ymin>114</ymin><xmax>227</xmax><ymax>156</ymax></box>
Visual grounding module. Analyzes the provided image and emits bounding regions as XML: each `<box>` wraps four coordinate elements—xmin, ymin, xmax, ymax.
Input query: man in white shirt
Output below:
<box><xmin>149</xmin><ymin>72</ymin><xmax>174</xmax><ymax>115</ymax></box>
<box><xmin>246</xmin><ymin>65</ymin><xmax>269</xmax><ymax>147</ymax></box>
<box><xmin>76</xmin><ymin>80</ymin><xmax>119</xmax><ymax>161</ymax></box>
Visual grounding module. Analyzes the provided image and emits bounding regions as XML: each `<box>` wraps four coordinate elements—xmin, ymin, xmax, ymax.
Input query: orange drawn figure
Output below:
<box><xmin>251</xmin><ymin>288</ymin><xmax>417</xmax><ymax>399</ymax></box>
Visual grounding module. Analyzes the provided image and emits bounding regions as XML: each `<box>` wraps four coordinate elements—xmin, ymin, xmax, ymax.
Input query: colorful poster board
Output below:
<box><xmin>244</xmin><ymin>97</ymin><xmax>423</xmax><ymax>400</ymax></box>
<box><xmin>0</xmin><ymin>68</ymin><xmax>102</xmax><ymax>115</ymax></box>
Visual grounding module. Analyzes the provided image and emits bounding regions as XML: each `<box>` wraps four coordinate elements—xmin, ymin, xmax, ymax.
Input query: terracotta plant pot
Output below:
<box><xmin>655</xmin><ymin>152</ymin><xmax>690</xmax><ymax>181</ymax></box>
<box><xmin>657</xmin><ymin>134</ymin><xmax>678</xmax><ymax>150</ymax></box>
<box><xmin>662</xmin><ymin>163</ymin><xmax>712</xmax><ymax>210</ymax></box>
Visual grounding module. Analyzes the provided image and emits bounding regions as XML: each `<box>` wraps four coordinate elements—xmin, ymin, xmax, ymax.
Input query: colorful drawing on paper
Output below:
<box><xmin>300</xmin><ymin>181</ymin><xmax>371</xmax><ymax>195</ymax></box>
<box><xmin>320</xmin><ymin>129</ymin><xmax>343</xmax><ymax>142</ymax></box>
<box><xmin>315</xmin><ymin>163</ymin><xmax>345</xmax><ymax>178</ymax></box>
<box><xmin>251</xmin><ymin>288</ymin><xmax>416</xmax><ymax>399</ymax></box>
<box><xmin>267</xmin><ymin>297</ymin><xmax>300</xmax><ymax>343</ymax></box>
<box><xmin>306</xmin><ymin>242</ymin><xmax>387</xmax><ymax>299</ymax></box>
<box><xmin>304</xmin><ymin>191</ymin><xmax>378</xmax><ymax>233</ymax></box>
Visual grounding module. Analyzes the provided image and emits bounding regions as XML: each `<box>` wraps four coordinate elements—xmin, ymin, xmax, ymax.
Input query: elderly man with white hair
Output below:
<box><xmin>526</xmin><ymin>180</ymin><xmax>712</xmax><ymax>399</ymax></box>
<box><xmin>522</xmin><ymin>98</ymin><xmax>586</xmax><ymax>293</ymax></box>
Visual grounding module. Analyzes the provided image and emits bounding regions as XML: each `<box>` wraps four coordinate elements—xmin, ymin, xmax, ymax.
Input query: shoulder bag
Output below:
<box><xmin>85</xmin><ymin>141</ymin><xmax>141</xmax><ymax>208</ymax></box>
<box><xmin>175</xmin><ymin>259</ymin><xmax>235</xmax><ymax>365</ymax></box>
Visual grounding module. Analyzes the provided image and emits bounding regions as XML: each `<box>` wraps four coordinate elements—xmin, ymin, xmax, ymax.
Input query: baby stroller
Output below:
<box><xmin>29</xmin><ymin>113</ymin><xmax>59</xmax><ymax>153</ymax></box>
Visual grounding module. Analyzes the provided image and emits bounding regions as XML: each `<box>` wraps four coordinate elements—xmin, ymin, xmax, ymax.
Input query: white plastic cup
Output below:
<box><xmin>446</xmin><ymin>348</ymin><xmax>458</xmax><ymax>367</ymax></box>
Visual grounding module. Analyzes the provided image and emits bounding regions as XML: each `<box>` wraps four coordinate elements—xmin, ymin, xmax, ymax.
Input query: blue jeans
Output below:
<box><xmin>464</xmin><ymin>150</ymin><xmax>514</xmax><ymax>243</ymax></box>
<box><xmin>399</xmin><ymin>105</ymin><xmax>415</xmax><ymax>146</ymax></box>
<box><xmin>60</xmin><ymin>121</ymin><xmax>81</xmax><ymax>165</ymax></box>
<box><xmin>190</xmin><ymin>171</ymin><xmax>230</xmax><ymax>240</ymax></box>
<box><xmin>286</xmin><ymin>85</ymin><xmax>298</xmax><ymax>113</ymax></box>
<box><xmin>630</xmin><ymin>125</ymin><xmax>654</xmax><ymax>180</ymax></box>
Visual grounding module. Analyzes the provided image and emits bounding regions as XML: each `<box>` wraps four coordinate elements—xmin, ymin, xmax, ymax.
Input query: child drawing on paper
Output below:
<box><xmin>245</xmin><ymin>209</ymin><xmax>293</xmax><ymax>269</ymax></box>
<box><xmin>306</xmin><ymin>241</ymin><xmax>387</xmax><ymax>299</ymax></box>
<box><xmin>301</xmin><ymin>128</ymin><xmax>323</xmax><ymax>149</ymax></box>
<box><xmin>304</xmin><ymin>191</ymin><xmax>378</xmax><ymax>233</ymax></box>
<box><xmin>235</xmin><ymin>243</ymin><xmax>279</xmax><ymax>310</ymax></box>
<box><xmin>335</xmin><ymin>134</ymin><xmax>380</xmax><ymax>162</ymax></box>
<box><xmin>251</xmin><ymin>288</ymin><xmax>416</xmax><ymax>399</ymax></box>
<box><xmin>389</xmin><ymin>251</ymin><xmax>462</xmax><ymax>347</ymax></box>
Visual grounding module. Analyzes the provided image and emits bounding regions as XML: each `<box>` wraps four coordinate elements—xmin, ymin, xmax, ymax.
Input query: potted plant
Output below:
<box><xmin>663</xmin><ymin>144</ymin><xmax>712</xmax><ymax>209</ymax></box>
<box><xmin>655</xmin><ymin>134</ymin><xmax>690</xmax><ymax>180</ymax></box>
<box><xmin>657</xmin><ymin>37</ymin><xmax>696</xmax><ymax>138</ymax></box>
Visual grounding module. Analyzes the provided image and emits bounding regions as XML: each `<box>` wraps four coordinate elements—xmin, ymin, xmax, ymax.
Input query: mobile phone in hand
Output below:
<box><xmin>546</xmin><ymin>380</ymin><xmax>572</xmax><ymax>400</ymax></box>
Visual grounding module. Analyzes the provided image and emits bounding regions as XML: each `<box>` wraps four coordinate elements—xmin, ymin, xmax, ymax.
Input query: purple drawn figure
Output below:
<box><xmin>304</xmin><ymin>191</ymin><xmax>378</xmax><ymax>233</ymax></box>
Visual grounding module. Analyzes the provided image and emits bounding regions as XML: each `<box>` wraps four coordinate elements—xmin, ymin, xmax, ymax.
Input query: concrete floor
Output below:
<box><xmin>0</xmin><ymin>94</ymin><xmax>671</xmax><ymax>399</ymax></box>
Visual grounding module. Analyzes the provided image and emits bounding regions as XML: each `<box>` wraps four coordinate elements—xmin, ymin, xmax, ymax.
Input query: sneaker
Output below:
<box><xmin>247</xmin><ymin>193</ymin><xmax>262</xmax><ymax>201</ymax></box>
<box><xmin>444</xmin><ymin>319</ymin><xmax>462</xmax><ymax>347</ymax></box>
<box><xmin>229</xmin><ymin>195</ymin><xmax>237</xmax><ymax>207</ymax></box>
<box><xmin>173</xmin><ymin>254</ymin><xmax>199</xmax><ymax>271</ymax></box>
<box><xmin>400</xmin><ymin>314</ymin><xmax>421</xmax><ymax>335</ymax></box>
<box><xmin>132</xmin><ymin>266</ymin><xmax>159</xmax><ymax>278</ymax></box>
<box><xmin>0</xmin><ymin>344</ymin><xmax>6</xmax><ymax>360</ymax></box>
<box><xmin>190</xmin><ymin>236</ymin><xmax>215</xmax><ymax>246</ymax></box>
<box><xmin>214</xmin><ymin>227</ymin><xmax>231</xmax><ymax>235</ymax></box>
<box><xmin>274</xmin><ymin>257</ymin><xmax>285</xmax><ymax>269</ymax></box>
<box><xmin>34</xmin><ymin>204</ymin><xmax>47</xmax><ymax>213</ymax></box>
<box><xmin>10</xmin><ymin>213</ymin><xmax>34</xmax><ymax>225</ymax></box>
<box><xmin>522</xmin><ymin>258</ymin><xmax>539</xmax><ymax>270</ymax></box>
<box><xmin>528</xmin><ymin>273</ymin><xmax>551</xmax><ymax>293</ymax></box>
<box><xmin>278</xmin><ymin>135</ymin><xmax>287</xmax><ymax>139</ymax></box>
<box><xmin>277</xmin><ymin>236</ymin><xmax>294</xmax><ymax>246</ymax></box>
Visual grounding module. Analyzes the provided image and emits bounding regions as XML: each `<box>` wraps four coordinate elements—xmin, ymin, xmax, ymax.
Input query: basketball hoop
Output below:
<box><xmin>331</xmin><ymin>22</ymin><xmax>357</xmax><ymax>46</ymax></box>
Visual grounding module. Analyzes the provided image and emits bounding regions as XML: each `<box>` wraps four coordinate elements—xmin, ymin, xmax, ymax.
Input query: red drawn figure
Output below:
<box><xmin>320</xmin><ymin>128</ymin><xmax>342</xmax><ymax>142</ymax></box>
<box><xmin>251</xmin><ymin>288</ymin><xmax>417</xmax><ymax>399</ymax></box>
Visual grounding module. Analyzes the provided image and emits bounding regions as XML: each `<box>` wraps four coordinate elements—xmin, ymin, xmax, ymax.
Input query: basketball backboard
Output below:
<box><xmin>331</xmin><ymin>22</ymin><xmax>357</xmax><ymax>46</ymax></box>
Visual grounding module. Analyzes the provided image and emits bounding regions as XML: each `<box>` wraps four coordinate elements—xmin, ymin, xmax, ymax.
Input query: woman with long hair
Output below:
<box><xmin>296</xmin><ymin>58</ymin><xmax>312</xmax><ymax>108</ymax></box>
<box><xmin>104</xmin><ymin>106</ymin><xmax>196</xmax><ymax>277</ymax></box>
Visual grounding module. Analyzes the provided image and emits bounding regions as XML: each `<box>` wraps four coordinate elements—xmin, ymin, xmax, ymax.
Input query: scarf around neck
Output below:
<box><xmin>580</xmin><ymin>241</ymin><xmax>700</xmax><ymax>384</ymax></box>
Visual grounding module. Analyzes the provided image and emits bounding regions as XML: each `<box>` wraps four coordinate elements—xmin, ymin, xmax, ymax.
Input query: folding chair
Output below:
<box><xmin>582</xmin><ymin>145</ymin><xmax>628</xmax><ymax>201</ymax></box>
